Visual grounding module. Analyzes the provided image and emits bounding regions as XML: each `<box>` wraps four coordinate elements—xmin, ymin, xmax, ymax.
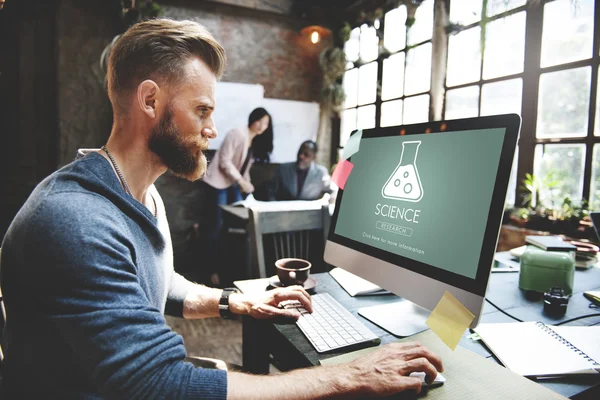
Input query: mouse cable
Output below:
<box><xmin>553</xmin><ymin>313</ymin><xmax>600</xmax><ymax>326</ymax></box>
<box><xmin>484</xmin><ymin>298</ymin><xmax>524</xmax><ymax>322</ymax></box>
<box><xmin>485</xmin><ymin>299</ymin><xmax>600</xmax><ymax>325</ymax></box>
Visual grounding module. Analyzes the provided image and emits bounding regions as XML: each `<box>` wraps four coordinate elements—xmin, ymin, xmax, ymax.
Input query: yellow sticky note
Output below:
<box><xmin>425</xmin><ymin>291</ymin><xmax>475</xmax><ymax>351</ymax></box>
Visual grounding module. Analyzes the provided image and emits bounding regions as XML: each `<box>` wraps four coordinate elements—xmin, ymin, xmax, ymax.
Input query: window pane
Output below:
<box><xmin>357</xmin><ymin>62</ymin><xmax>378</xmax><ymax>106</ymax></box>
<box><xmin>505</xmin><ymin>147</ymin><xmax>519</xmax><ymax>207</ymax></box>
<box><xmin>360</xmin><ymin>25</ymin><xmax>379</xmax><ymax>63</ymax></box>
<box><xmin>591</xmin><ymin>144</ymin><xmax>600</xmax><ymax>210</ymax></box>
<box><xmin>445</xmin><ymin>85</ymin><xmax>479</xmax><ymax>120</ymax></box>
<box><xmin>344</xmin><ymin>27</ymin><xmax>360</xmax><ymax>63</ymax></box>
<box><xmin>483</xmin><ymin>12</ymin><xmax>526</xmax><ymax>80</ymax></box>
<box><xmin>382</xmin><ymin>52</ymin><xmax>405</xmax><ymax>101</ymax></box>
<box><xmin>357</xmin><ymin>105</ymin><xmax>376</xmax><ymax>130</ymax></box>
<box><xmin>343</xmin><ymin>68</ymin><xmax>358</xmax><ymax>108</ymax></box>
<box><xmin>407</xmin><ymin>0</ymin><xmax>434</xmax><ymax>45</ymax></box>
<box><xmin>449</xmin><ymin>0</ymin><xmax>482</xmax><ymax>26</ymax></box>
<box><xmin>541</xmin><ymin>0</ymin><xmax>595</xmax><ymax>68</ymax></box>
<box><xmin>340</xmin><ymin>108</ymin><xmax>357</xmax><ymax>147</ymax></box>
<box><xmin>534</xmin><ymin>144</ymin><xmax>585</xmax><ymax>207</ymax></box>
<box><xmin>537</xmin><ymin>67</ymin><xmax>591</xmax><ymax>138</ymax></box>
<box><xmin>596</xmin><ymin>66</ymin><xmax>600</xmax><ymax>137</ymax></box>
<box><xmin>381</xmin><ymin>99</ymin><xmax>403</xmax><ymax>127</ymax></box>
<box><xmin>384</xmin><ymin>5</ymin><xmax>407</xmax><ymax>53</ymax></box>
<box><xmin>446</xmin><ymin>27</ymin><xmax>481</xmax><ymax>87</ymax></box>
<box><xmin>487</xmin><ymin>0</ymin><xmax>526</xmax><ymax>17</ymax></box>
<box><xmin>481</xmin><ymin>78</ymin><xmax>522</xmax><ymax>116</ymax></box>
<box><xmin>404</xmin><ymin>94</ymin><xmax>429</xmax><ymax>124</ymax></box>
<box><xmin>405</xmin><ymin>43</ymin><xmax>431</xmax><ymax>96</ymax></box>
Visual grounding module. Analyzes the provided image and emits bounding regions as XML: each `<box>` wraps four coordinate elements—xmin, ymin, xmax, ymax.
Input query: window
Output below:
<box><xmin>532</xmin><ymin>0</ymin><xmax>597</xmax><ymax>208</ymax></box>
<box><xmin>340</xmin><ymin>26</ymin><xmax>378</xmax><ymax>147</ymax></box>
<box><xmin>339</xmin><ymin>0</ymin><xmax>599</xmax><ymax>210</ymax></box>
<box><xmin>445</xmin><ymin>1</ymin><xmax>526</xmax><ymax>205</ymax></box>
<box><xmin>341</xmin><ymin>1</ymin><xmax>435</xmax><ymax>154</ymax></box>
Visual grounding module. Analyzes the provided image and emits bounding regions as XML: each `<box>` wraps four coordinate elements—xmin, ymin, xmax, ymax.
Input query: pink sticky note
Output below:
<box><xmin>331</xmin><ymin>159</ymin><xmax>354</xmax><ymax>190</ymax></box>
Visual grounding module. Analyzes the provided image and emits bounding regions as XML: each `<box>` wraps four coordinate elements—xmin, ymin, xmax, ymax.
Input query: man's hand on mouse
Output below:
<box><xmin>340</xmin><ymin>341</ymin><xmax>444</xmax><ymax>396</ymax></box>
<box><xmin>229</xmin><ymin>285</ymin><xmax>312</xmax><ymax>320</ymax></box>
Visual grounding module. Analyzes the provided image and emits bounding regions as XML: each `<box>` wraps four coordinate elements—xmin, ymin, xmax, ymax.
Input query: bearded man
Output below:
<box><xmin>0</xmin><ymin>18</ymin><xmax>442</xmax><ymax>399</ymax></box>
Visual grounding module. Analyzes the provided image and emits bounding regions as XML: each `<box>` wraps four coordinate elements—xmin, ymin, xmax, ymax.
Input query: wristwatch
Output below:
<box><xmin>219</xmin><ymin>288</ymin><xmax>240</xmax><ymax>319</ymax></box>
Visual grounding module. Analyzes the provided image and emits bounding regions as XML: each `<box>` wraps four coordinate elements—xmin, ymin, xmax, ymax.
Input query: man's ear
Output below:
<box><xmin>137</xmin><ymin>80</ymin><xmax>160</xmax><ymax>119</ymax></box>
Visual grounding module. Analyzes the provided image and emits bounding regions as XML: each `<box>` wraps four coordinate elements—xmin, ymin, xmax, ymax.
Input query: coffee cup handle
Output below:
<box><xmin>289</xmin><ymin>271</ymin><xmax>296</xmax><ymax>280</ymax></box>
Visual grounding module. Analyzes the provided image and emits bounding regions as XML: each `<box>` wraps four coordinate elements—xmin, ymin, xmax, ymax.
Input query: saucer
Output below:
<box><xmin>268</xmin><ymin>276</ymin><xmax>317</xmax><ymax>291</ymax></box>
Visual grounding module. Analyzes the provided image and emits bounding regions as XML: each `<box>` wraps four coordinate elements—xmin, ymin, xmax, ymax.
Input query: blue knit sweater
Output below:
<box><xmin>0</xmin><ymin>151</ymin><xmax>227</xmax><ymax>399</ymax></box>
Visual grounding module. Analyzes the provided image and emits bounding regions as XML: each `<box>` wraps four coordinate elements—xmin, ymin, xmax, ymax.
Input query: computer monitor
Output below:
<box><xmin>324</xmin><ymin>114</ymin><xmax>521</xmax><ymax>335</ymax></box>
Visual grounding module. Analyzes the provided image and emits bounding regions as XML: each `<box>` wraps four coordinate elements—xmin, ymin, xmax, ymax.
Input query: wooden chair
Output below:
<box><xmin>248</xmin><ymin>205</ymin><xmax>331</xmax><ymax>278</ymax></box>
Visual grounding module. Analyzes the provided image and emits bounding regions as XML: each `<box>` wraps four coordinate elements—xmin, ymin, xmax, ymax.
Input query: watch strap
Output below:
<box><xmin>219</xmin><ymin>288</ymin><xmax>239</xmax><ymax>319</ymax></box>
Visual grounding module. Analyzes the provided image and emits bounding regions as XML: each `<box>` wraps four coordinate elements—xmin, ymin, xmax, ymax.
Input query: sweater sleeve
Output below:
<box><xmin>218</xmin><ymin>129</ymin><xmax>244</xmax><ymax>182</ymax></box>
<box><xmin>29</xmin><ymin>193</ymin><xmax>227</xmax><ymax>400</ymax></box>
<box><xmin>165</xmin><ymin>271</ymin><xmax>195</xmax><ymax>317</ymax></box>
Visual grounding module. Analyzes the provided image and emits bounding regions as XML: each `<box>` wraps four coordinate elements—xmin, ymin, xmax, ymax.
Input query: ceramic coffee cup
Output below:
<box><xmin>275</xmin><ymin>258</ymin><xmax>311</xmax><ymax>286</ymax></box>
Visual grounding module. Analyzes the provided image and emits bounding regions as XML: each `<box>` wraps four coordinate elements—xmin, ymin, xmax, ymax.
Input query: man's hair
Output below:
<box><xmin>300</xmin><ymin>140</ymin><xmax>318</xmax><ymax>153</ymax></box>
<box><xmin>107</xmin><ymin>18</ymin><xmax>226</xmax><ymax>111</ymax></box>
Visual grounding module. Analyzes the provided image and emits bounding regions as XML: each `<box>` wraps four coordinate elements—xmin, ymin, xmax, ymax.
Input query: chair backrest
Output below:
<box><xmin>0</xmin><ymin>284</ymin><xmax>4</xmax><ymax>365</ymax></box>
<box><xmin>248</xmin><ymin>205</ymin><xmax>331</xmax><ymax>278</ymax></box>
<box><xmin>1</xmin><ymin>248</ymin><xmax>4</xmax><ymax>365</ymax></box>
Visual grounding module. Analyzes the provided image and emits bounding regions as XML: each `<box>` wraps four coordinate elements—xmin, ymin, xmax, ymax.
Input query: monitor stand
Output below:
<box><xmin>358</xmin><ymin>300</ymin><xmax>430</xmax><ymax>337</ymax></box>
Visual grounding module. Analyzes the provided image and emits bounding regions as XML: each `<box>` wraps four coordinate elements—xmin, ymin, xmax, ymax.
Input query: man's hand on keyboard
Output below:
<box><xmin>345</xmin><ymin>341</ymin><xmax>444</xmax><ymax>396</ymax></box>
<box><xmin>229</xmin><ymin>285</ymin><xmax>313</xmax><ymax>320</ymax></box>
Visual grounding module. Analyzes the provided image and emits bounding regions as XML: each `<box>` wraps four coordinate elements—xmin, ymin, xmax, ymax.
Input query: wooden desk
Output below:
<box><xmin>236</xmin><ymin>268</ymin><xmax>600</xmax><ymax>399</ymax></box>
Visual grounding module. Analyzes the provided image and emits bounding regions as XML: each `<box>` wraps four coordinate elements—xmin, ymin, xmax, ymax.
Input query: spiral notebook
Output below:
<box><xmin>474</xmin><ymin>322</ymin><xmax>600</xmax><ymax>377</ymax></box>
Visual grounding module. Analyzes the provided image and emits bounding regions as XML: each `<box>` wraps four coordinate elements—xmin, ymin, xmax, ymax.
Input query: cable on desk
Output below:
<box><xmin>486</xmin><ymin>298</ymin><xmax>600</xmax><ymax>325</ymax></box>
<box><xmin>484</xmin><ymin>298</ymin><xmax>524</xmax><ymax>322</ymax></box>
<box><xmin>553</xmin><ymin>313</ymin><xmax>600</xmax><ymax>326</ymax></box>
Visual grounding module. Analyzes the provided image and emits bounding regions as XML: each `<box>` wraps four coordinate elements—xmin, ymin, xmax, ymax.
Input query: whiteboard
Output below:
<box><xmin>211</xmin><ymin>82</ymin><xmax>264</xmax><ymax>149</ymax></box>
<box><xmin>261</xmin><ymin>98</ymin><xmax>320</xmax><ymax>163</ymax></box>
<box><xmin>211</xmin><ymin>82</ymin><xmax>321</xmax><ymax>163</ymax></box>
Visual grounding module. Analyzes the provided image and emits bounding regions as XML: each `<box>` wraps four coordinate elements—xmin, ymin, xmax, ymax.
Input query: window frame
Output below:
<box><xmin>516</xmin><ymin>0</ymin><xmax>599</xmax><ymax>207</ymax></box>
<box><xmin>337</xmin><ymin>0</ymin><xmax>600</xmax><ymax>208</ymax></box>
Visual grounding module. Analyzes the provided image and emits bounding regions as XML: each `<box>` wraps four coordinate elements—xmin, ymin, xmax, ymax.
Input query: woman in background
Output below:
<box><xmin>203</xmin><ymin>107</ymin><xmax>273</xmax><ymax>284</ymax></box>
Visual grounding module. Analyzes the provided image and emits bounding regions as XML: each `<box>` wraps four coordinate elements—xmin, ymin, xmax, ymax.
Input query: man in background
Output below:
<box><xmin>270</xmin><ymin>140</ymin><xmax>334</xmax><ymax>201</ymax></box>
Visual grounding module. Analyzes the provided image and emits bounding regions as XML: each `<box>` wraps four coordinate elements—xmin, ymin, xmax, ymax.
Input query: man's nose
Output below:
<box><xmin>202</xmin><ymin>118</ymin><xmax>217</xmax><ymax>139</ymax></box>
<box><xmin>201</xmin><ymin>127</ymin><xmax>217</xmax><ymax>139</ymax></box>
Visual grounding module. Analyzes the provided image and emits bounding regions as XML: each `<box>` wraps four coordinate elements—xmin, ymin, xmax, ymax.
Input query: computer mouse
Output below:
<box><xmin>409</xmin><ymin>371</ymin><xmax>445</xmax><ymax>388</ymax></box>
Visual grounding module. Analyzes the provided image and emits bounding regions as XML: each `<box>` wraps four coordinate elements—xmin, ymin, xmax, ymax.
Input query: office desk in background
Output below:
<box><xmin>236</xmin><ymin>268</ymin><xmax>600</xmax><ymax>399</ymax></box>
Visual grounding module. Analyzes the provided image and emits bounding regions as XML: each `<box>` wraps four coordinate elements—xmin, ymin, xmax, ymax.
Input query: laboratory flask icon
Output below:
<box><xmin>382</xmin><ymin>140</ymin><xmax>424</xmax><ymax>202</ymax></box>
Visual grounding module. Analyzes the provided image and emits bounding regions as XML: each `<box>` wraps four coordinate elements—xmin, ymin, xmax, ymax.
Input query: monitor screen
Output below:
<box><xmin>325</xmin><ymin>115</ymin><xmax>521</xmax><ymax>326</ymax></box>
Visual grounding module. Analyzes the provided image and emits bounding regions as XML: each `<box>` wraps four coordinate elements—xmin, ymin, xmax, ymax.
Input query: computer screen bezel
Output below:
<box><xmin>326</xmin><ymin>114</ymin><xmax>521</xmax><ymax>298</ymax></box>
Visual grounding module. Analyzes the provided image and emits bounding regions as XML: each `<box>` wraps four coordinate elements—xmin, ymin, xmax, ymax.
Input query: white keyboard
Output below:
<box><xmin>286</xmin><ymin>293</ymin><xmax>381</xmax><ymax>353</ymax></box>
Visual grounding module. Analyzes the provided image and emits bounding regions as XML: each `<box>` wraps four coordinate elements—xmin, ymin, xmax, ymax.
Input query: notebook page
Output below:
<box><xmin>474</xmin><ymin>322</ymin><xmax>598</xmax><ymax>376</ymax></box>
<box><xmin>551</xmin><ymin>326</ymin><xmax>600</xmax><ymax>365</ymax></box>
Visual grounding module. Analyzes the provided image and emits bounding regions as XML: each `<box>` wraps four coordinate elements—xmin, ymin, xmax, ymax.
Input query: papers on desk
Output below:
<box><xmin>329</xmin><ymin>267</ymin><xmax>391</xmax><ymax>296</ymax></box>
<box><xmin>492</xmin><ymin>251</ymin><xmax>520</xmax><ymax>272</ymax></box>
<box><xmin>231</xmin><ymin>194</ymin><xmax>328</xmax><ymax>212</ymax></box>
<box><xmin>474</xmin><ymin>322</ymin><xmax>600</xmax><ymax>377</ymax></box>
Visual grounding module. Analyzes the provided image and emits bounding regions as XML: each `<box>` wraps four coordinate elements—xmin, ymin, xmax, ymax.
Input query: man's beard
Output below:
<box><xmin>149</xmin><ymin>108</ymin><xmax>207</xmax><ymax>181</ymax></box>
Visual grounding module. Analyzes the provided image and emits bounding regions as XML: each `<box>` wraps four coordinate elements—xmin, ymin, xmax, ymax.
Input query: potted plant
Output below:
<box><xmin>498</xmin><ymin>173</ymin><xmax>596</xmax><ymax>251</ymax></box>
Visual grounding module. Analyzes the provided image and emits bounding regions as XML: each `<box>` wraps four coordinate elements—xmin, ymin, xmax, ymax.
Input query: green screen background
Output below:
<box><xmin>334</xmin><ymin>128</ymin><xmax>506</xmax><ymax>279</ymax></box>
